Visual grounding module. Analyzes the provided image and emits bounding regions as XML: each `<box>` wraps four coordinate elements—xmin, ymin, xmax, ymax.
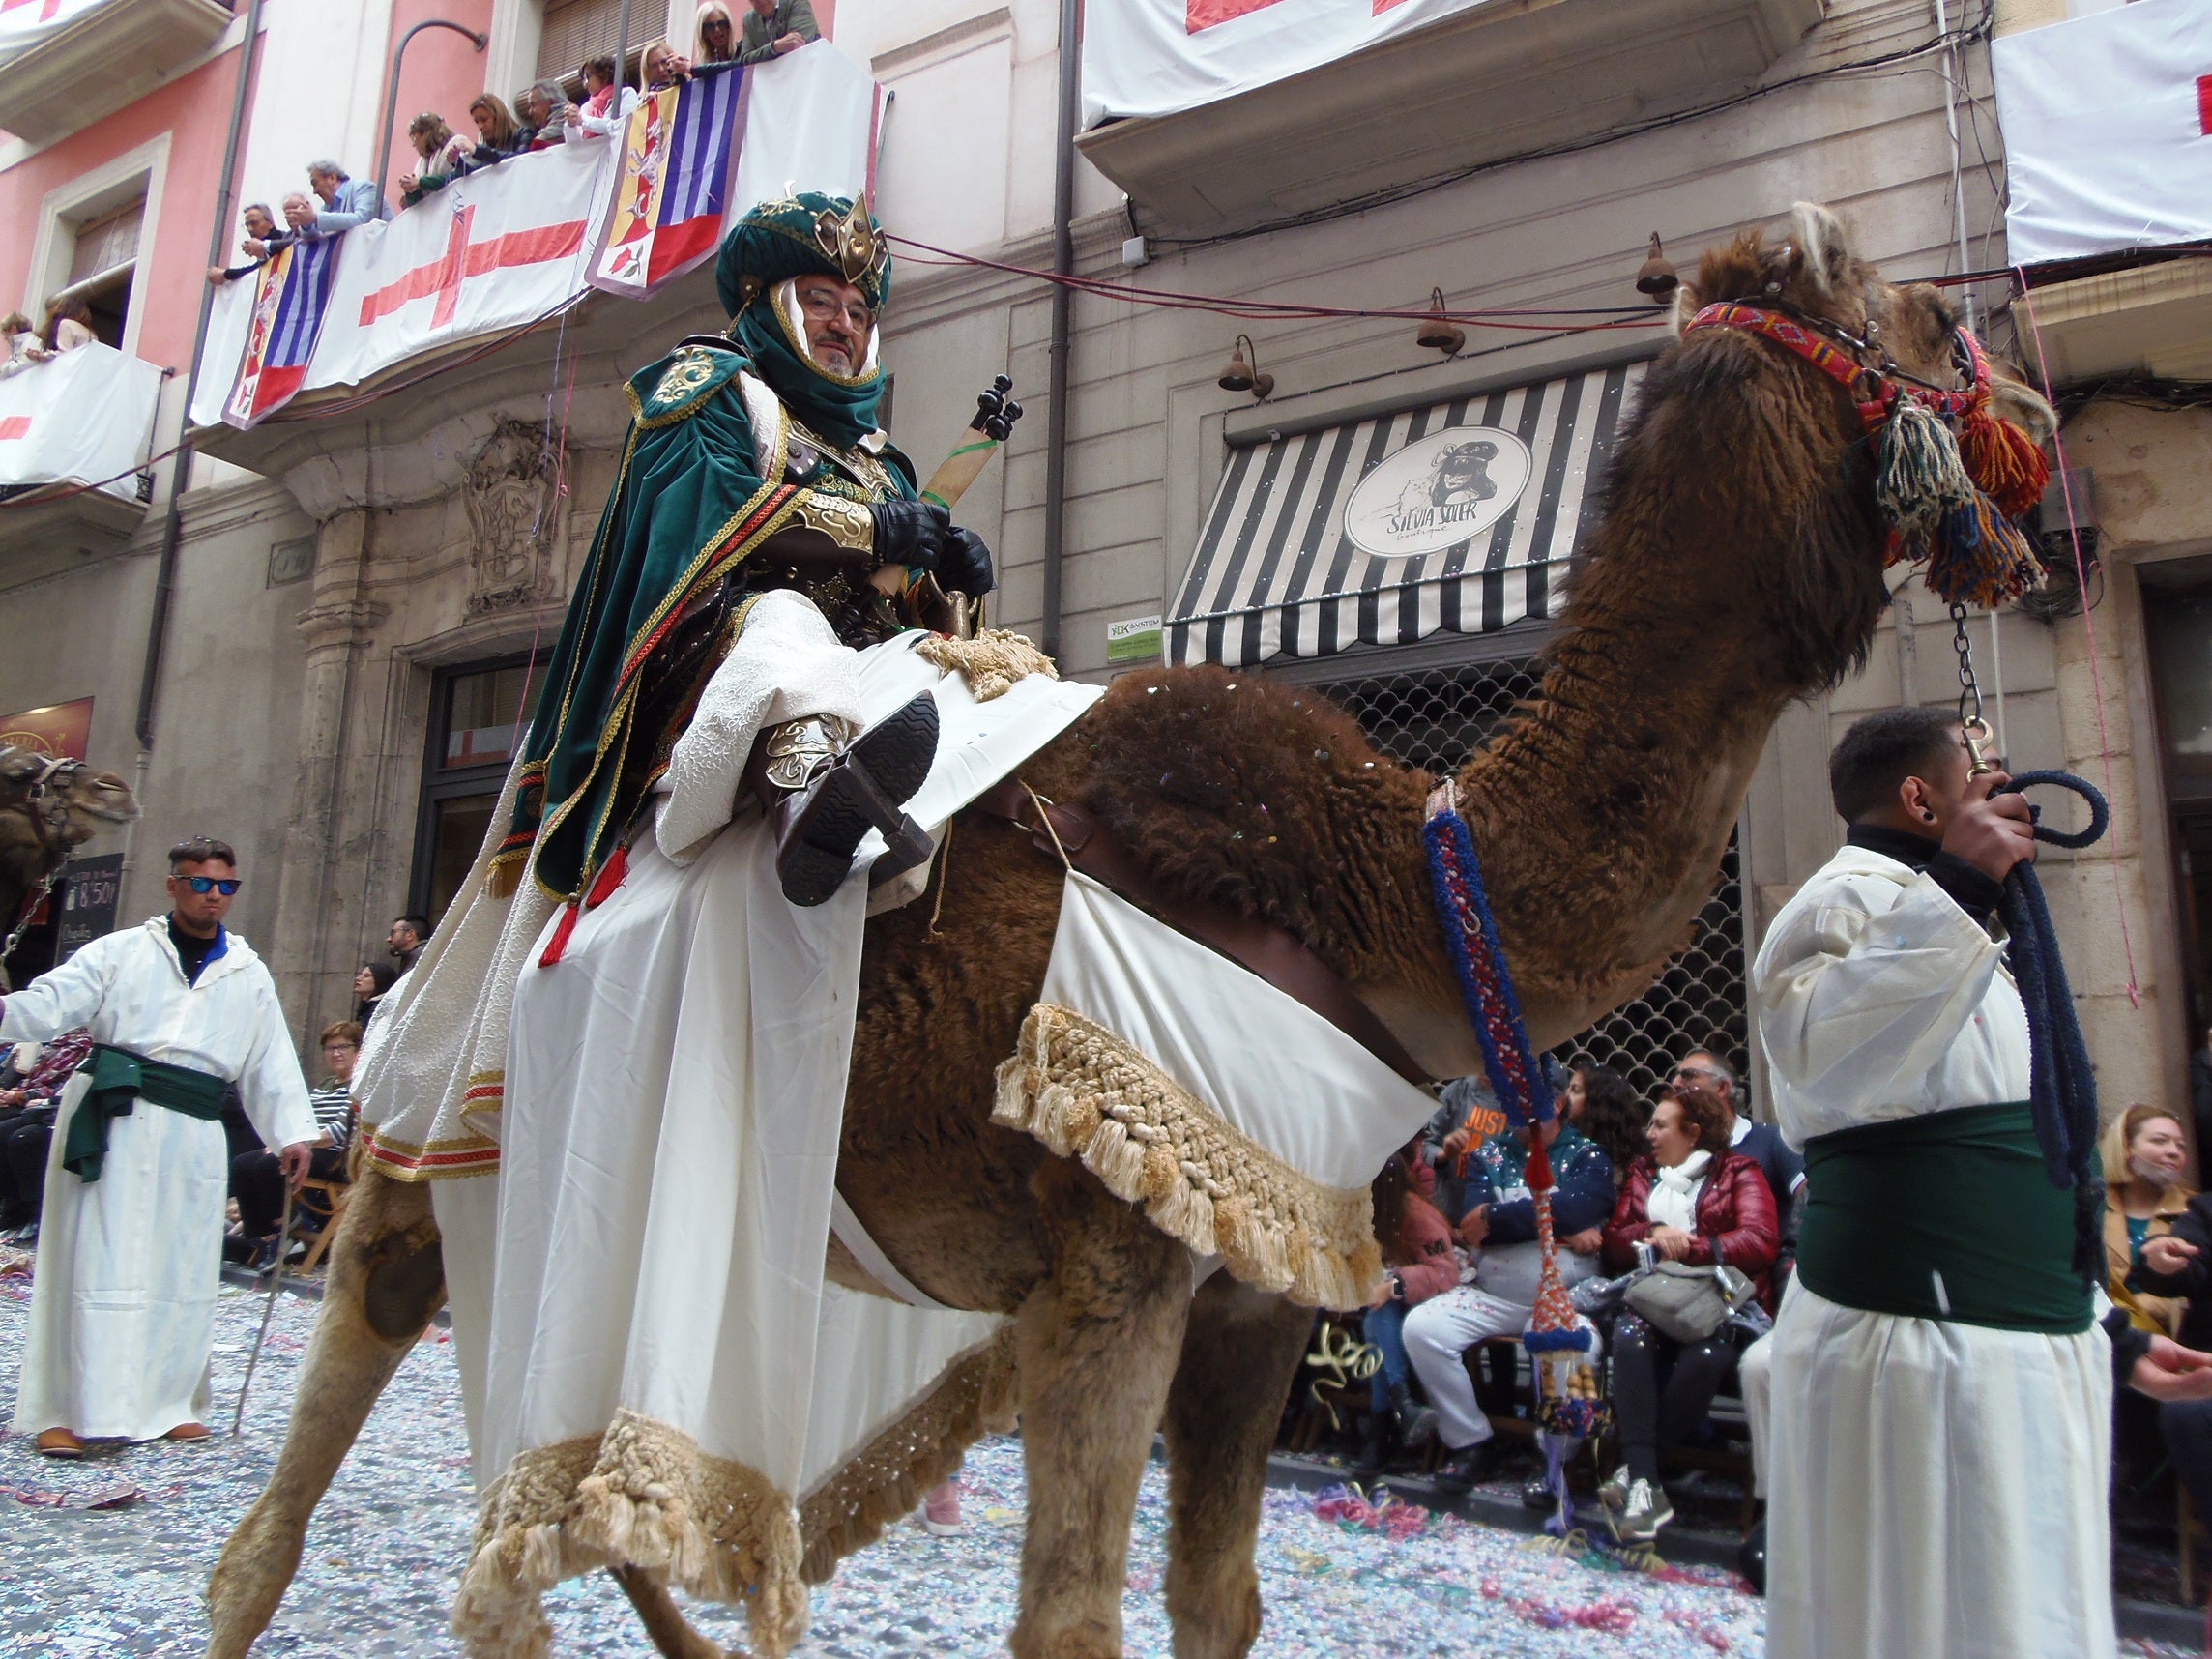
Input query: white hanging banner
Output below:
<box><xmin>1992</xmin><ymin>0</ymin><xmax>2212</xmax><ymax>266</ymax></box>
<box><xmin>301</xmin><ymin>140</ymin><xmax>614</xmax><ymax>395</ymax></box>
<box><xmin>1082</xmin><ymin>0</ymin><xmax>1494</xmax><ymax>127</ymax></box>
<box><xmin>192</xmin><ymin>272</ymin><xmax>256</xmax><ymax>430</ymax></box>
<box><xmin>0</xmin><ymin>0</ymin><xmax>109</xmax><ymax>65</ymax></box>
<box><xmin>732</xmin><ymin>39</ymin><xmax>881</xmax><ymax>212</ymax></box>
<box><xmin>0</xmin><ymin>341</ymin><xmax>161</xmax><ymax>500</ymax></box>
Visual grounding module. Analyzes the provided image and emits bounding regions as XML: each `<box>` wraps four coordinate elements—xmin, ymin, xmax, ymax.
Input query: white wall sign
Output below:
<box><xmin>1340</xmin><ymin>424</ymin><xmax>1531</xmax><ymax>560</ymax></box>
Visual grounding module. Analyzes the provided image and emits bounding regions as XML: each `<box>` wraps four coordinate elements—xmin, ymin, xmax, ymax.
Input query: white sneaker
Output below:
<box><xmin>1596</xmin><ymin>1464</ymin><xmax>1634</xmax><ymax>1510</ymax></box>
<box><xmin>1613</xmin><ymin>1477</ymin><xmax>1674</xmax><ymax>1543</ymax></box>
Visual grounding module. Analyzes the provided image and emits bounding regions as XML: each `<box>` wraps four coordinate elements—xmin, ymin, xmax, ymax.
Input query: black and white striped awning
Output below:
<box><xmin>1167</xmin><ymin>360</ymin><xmax>1646</xmax><ymax>668</ymax></box>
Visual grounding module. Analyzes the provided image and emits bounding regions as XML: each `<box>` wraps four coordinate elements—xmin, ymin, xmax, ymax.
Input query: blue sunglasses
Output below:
<box><xmin>181</xmin><ymin>876</ymin><xmax>241</xmax><ymax>895</ymax></box>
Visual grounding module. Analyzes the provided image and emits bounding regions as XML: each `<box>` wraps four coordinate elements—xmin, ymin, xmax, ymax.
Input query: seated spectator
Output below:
<box><xmin>1599</xmin><ymin>1077</ymin><xmax>1778</xmax><ymax>1542</ymax></box>
<box><xmin>2128</xmin><ymin>1175</ymin><xmax>2212</xmax><ymax>1529</ymax></box>
<box><xmin>566</xmin><ymin>53</ymin><xmax>641</xmax><ymax>140</ymax></box>
<box><xmin>226</xmin><ymin>1020</ymin><xmax>359</xmax><ymax>1267</ymax></box>
<box><xmin>466</xmin><ymin>92</ymin><xmax>524</xmax><ymax>160</ymax></box>
<box><xmin>517</xmin><ymin>83</ymin><xmax>571</xmax><ymax>149</ymax></box>
<box><xmin>355</xmin><ymin>959</ymin><xmax>398</xmax><ymax>1026</ymax></box>
<box><xmin>0</xmin><ymin>310</ymin><xmax>45</xmax><ymax>377</ymax></box>
<box><xmin>207</xmin><ymin>203</ymin><xmax>287</xmax><ymax>284</ymax></box>
<box><xmin>1358</xmin><ymin>1142</ymin><xmax>1453</xmax><ymax>1471</ymax></box>
<box><xmin>304</xmin><ymin>160</ymin><xmax>389</xmax><ymax>236</ymax></box>
<box><xmin>643</xmin><ymin>41</ymin><xmax>688</xmax><ymax>89</ymax></box>
<box><xmin>1673</xmin><ymin>1045</ymin><xmax>1803</xmax><ymax>1215</ymax></box>
<box><xmin>41</xmin><ymin>297</ymin><xmax>97</xmax><ymax>353</ymax></box>
<box><xmin>1404</xmin><ymin>1106</ymin><xmax>1614</xmax><ymax>1490</ymax></box>
<box><xmin>1425</xmin><ymin>1068</ymin><xmax>1504</xmax><ymax>1221</ymax></box>
<box><xmin>2106</xmin><ymin>1104</ymin><xmax>2192</xmax><ymax>1335</ymax></box>
<box><xmin>0</xmin><ymin>1028</ymin><xmax>93</xmax><ymax>1242</ymax></box>
<box><xmin>1563</xmin><ymin>1062</ymin><xmax>1644</xmax><ymax>1189</ymax></box>
<box><xmin>693</xmin><ymin>2</ymin><xmax>739</xmax><ymax>72</ymax></box>
<box><xmin>397</xmin><ymin>113</ymin><xmax>469</xmax><ymax>207</ymax></box>
<box><xmin>740</xmin><ymin>0</ymin><xmax>818</xmax><ymax>62</ymax></box>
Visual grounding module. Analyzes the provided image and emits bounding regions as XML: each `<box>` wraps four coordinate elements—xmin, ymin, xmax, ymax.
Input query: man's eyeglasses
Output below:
<box><xmin>1671</xmin><ymin>1064</ymin><xmax>1721</xmax><ymax>1084</ymax></box>
<box><xmin>795</xmin><ymin>285</ymin><xmax>875</xmax><ymax>333</ymax></box>
<box><xmin>181</xmin><ymin>876</ymin><xmax>241</xmax><ymax>895</ymax></box>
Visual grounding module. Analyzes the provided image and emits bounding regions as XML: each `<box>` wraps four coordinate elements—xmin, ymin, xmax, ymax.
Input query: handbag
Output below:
<box><xmin>1621</xmin><ymin>1253</ymin><xmax>1756</xmax><ymax>1344</ymax></box>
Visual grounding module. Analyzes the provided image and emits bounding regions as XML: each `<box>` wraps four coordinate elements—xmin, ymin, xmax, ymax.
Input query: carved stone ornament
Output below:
<box><xmin>463</xmin><ymin>418</ymin><xmax>565</xmax><ymax>616</ymax></box>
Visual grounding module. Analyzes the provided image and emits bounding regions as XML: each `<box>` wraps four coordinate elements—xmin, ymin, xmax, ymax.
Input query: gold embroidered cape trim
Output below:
<box><xmin>993</xmin><ymin>1004</ymin><xmax>1384</xmax><ymax>1312</ymax></box>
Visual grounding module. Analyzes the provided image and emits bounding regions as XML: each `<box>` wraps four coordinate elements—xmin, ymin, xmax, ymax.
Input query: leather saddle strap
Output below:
<box><xmin>971</xmin><ymin>779</ymin><xmax>1431</xmax><ymax>1088</ymax></box>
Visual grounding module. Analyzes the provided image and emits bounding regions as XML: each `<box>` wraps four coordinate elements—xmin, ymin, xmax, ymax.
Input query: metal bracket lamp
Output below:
<box><xmin>1217</xmin><ymin>334</ymin><xmax>1274</xmax><ymax>402</ymax></box>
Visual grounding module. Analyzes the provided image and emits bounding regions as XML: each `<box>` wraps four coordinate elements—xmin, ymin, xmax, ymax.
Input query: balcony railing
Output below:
<box><xmin>0</xmin><ymin>0</ymin><xmax>236</xmax><ymax>146</ymax></box>
<box><xmin>1078</xmin><ymin>0</ymin><xmax>1825</xmax><ymax>239</ymax></box>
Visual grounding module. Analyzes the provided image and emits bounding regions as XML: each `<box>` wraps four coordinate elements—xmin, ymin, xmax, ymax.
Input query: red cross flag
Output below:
<box><xmin>302</xmin><ymin>141</ymin><xmax>612</xmax><ymax>398</ymax></box>
<box><xmin>1993</xmin><ymin>0</ymin><xmax>2212</xmax><ymax>266</ymax></box>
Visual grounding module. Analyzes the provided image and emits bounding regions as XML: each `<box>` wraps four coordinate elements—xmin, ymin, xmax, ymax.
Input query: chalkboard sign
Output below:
<box><xmin>56</xmin><ymin>854</ymin><xmax>123</xmax><ymax>965</ymax></box>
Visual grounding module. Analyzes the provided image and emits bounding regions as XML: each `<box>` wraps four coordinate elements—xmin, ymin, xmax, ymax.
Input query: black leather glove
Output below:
<box><xmin>868</xmin><ymin>498</ymin><xmax>950</xmax><ymax>575</ymax></box>
<box><xmin>938</xmin><ymin>526</ymin><xmax>995</xmax><ymax>597</ymax></box>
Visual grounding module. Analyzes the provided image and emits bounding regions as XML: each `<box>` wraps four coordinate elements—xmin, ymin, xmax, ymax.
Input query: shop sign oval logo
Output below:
<box><xmin>1341</xmin><ymin>425</ymin><xmax>1532</xmax><ymax>560</ymax></box>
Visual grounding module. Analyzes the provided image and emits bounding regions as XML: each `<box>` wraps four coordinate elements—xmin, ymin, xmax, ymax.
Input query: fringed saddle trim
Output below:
<box><xmin>992</xmin><ymin>1004</ymin><xmax>1383</xmax><ymax>1311</ymax></box>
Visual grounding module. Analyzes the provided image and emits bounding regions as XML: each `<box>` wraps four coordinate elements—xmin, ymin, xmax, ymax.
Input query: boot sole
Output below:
<box><xmin>779</xmin><ymin>694</ymin><xmax>941</xmax><ymax>906</ymax></box>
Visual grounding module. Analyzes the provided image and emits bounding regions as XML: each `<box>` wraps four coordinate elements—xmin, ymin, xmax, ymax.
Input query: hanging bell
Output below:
<box><xmin>1636</xmin><ymin>233</ymin><xmax>1678</xmax><ymax>304</ymax></box>
<box><xmin>1416</xmin><ymin>288</ymin><xmax>1466</xmax><ymax>357</ymax></box>
<box><xmin>1216</xmin><ymin>334</ymin><xmax>1273</xmax><ymax>401</ymax></box>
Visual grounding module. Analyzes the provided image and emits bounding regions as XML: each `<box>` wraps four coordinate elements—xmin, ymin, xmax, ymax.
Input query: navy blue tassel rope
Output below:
<box><xmin>1996</xmin><ymin>771</ymin><xmax>2110</xmax><ymax>1291</ymax></box>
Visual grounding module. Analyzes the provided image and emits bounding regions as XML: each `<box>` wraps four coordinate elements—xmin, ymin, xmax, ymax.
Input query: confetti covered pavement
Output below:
<box><xmin>0</xmin><ymin>1274</ymin><xmax>2198</xmax><ymax>1657</ymax></box>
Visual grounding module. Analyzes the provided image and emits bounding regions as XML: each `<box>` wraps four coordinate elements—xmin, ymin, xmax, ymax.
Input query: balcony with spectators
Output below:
<box><xmin>0</xmin><ymin>339</ymin><xmax>163</xmax><ymax>557</ymax></box>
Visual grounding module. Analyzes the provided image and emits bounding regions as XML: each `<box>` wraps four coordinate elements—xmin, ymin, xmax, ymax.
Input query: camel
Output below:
<box><xmin>206</xmin><ymin>204</ymin><xmax>2056</xmax><ymax>1659</ymax></box>
<box><xmin>0</xmin><ymin>745</ymin><xmax>136</xmax><ymax>955</ymax></box>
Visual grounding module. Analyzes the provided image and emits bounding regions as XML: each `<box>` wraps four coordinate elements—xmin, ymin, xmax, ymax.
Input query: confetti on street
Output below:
<box><xmin>0</xmin><ymin>1276</ymin><xmax>2196</xmax><ymax>1656</ymax></box>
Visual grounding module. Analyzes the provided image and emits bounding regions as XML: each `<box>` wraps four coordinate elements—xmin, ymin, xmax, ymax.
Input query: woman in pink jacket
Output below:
<box><xmin>1360</xmin><ymin>1142</ymin><xmax>1459</xmax><ymax>1469</ymax></box>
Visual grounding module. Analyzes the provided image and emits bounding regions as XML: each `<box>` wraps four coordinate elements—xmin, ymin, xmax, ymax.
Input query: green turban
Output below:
<box><xmin>714</xmin><ymin>192</ymin><xmax>890</xmax><ymax>450</ymax></box>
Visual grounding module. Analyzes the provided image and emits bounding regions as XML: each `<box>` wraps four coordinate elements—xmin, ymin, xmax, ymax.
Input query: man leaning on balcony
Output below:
<box><xmin>741</xmin><ymin>0</ymin><xmax>818</xmax><ymax>63</ymax></box>
<box><xmin>303</xmin><ymin>160</ymin><xmax>390</xmax><ymax>238</ymax></box>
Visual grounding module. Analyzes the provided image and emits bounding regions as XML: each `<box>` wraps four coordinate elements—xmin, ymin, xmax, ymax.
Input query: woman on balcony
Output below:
<box><xmin>396</xmin><ymin>114</ymin><xmax>470</xmax><ymax>208</ymax></box>
<box><xmin>39</xmin><ymin>299</ymin><xmax>94</xmax><ymax>355</ymax></box>
<box><xmin>564</xmin><ymin>54</ymin><xmax>640</xmax><ymax>141</ymax></box>
<box><xmin>692</xmin><ymin>2</ymin><xmax>739</xmax><ymax>75</ymax></box>
<box><xmin>0</xmin><ymin>312</ymin><xmax>45</xmax><ymax>378</ymax></box>
<box><xmin>466</xmin><ymin>94</ymin><xmax>524</xmax><ymax>162</ymax></box>
<box><xmin>644</xmin><ymin>42</ymin><xmax>688</xmax><ymax>90</ymax></box>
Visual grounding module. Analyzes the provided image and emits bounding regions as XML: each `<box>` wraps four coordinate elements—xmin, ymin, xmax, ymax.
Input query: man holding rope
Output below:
<box><xmin>0</xmin><ymin>835</ymin><xmax>314</xmax><ymax>1457</ymax></box>
<box><xmin>1755</xmin><ymin>708</ymin><xmax>2212</xmax><ymax>1657</ymax></box>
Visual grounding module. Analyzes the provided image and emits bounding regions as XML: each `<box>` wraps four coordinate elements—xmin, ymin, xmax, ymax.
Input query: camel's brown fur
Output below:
<box><xmin>0</xmin><ymin>746</ymin><xmax>135</xmax><ymax>937</ymax></box>
<box><xmin>206</xmin><ymin>206</ymin><xmax>2054</xmax><ymax>1659</ymax></box>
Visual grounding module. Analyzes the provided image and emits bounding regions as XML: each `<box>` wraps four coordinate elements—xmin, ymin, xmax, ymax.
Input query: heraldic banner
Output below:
<box><xmin>222</xmin><ymin>236</ymin><xmax>339</xmax><ymax>428</ymax></box>
<box><xmin>590</xmin><ymin>42</ymin><xmax>880</xmax><ymax>300</ymax></box>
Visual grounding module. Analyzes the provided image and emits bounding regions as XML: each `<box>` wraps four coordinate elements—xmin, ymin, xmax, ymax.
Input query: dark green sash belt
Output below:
<box><xmin>62</xmin><ymin>1043</ymin><xmax>228</xmax><ymax>1184</ymax></box>
<box><xmin>1796</xmin><ymin>1100</ymin><xmax>2093</xmax><ymax>1335</ymax></box>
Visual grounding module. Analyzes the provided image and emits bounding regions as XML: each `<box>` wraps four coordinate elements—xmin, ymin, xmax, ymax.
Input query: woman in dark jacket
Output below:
<box><xmin>1599</xmin><ymin>1077</ymin><xmax>1778</xmax><ymax>1542</ymax></box>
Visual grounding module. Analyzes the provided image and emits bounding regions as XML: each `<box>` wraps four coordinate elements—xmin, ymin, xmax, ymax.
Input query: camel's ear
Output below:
<box><xmin>1668</xmin><ymin>281</ymin><xmax>1699</xmax><ymax>337</ymax></box>
<box><xmin>1789</xmin><ymin>201</ymin><xmax>1852</xmax><ymax>298</ymax></box>
<box><xmin>1989</xmin><ymin>377</ymin><xmax>2058</xmax><ymax>447</ymax></box>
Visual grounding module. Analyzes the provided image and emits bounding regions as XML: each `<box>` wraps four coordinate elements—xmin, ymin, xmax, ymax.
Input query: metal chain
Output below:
<box><xmin>1950</xmin><ymin>601</ymin><xmax>1997</xmax><ymax>776</ymax></box>
<box><xmin>0</xmin><ymin>859</ymin><xmax>69</xmax><ymax>994</ymax></box>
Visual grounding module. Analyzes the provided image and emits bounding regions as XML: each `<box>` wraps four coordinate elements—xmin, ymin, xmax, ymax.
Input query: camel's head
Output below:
<box><xmin>0</xmin><ymin>747</ymin><xmax>139</xmax><ymax>860</ymax></box>
<box><xmin>1603</xmin><ymin>203</ymin><xmax>2057</xmax><ymax>693</ymax></box>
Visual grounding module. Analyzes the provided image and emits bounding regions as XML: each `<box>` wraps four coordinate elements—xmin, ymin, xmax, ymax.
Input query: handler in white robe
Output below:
<box><xmin>1</xmin><ymin>853</ymin><xmax>315</xmax><ymax>1448</ymax></box>
<box><xmin>1754</xmin><ymin>711</ymin><xmax>2112</xmax><ymax>1659</ymax></box>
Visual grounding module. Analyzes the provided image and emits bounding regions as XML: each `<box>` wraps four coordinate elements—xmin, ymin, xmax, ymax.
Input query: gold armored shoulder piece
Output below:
<box><xmin>788</xmin><ymin>490</ymin><xmax>874</xmax><ymax>553</ymax></box>
<box><xmin>634</xmin><ymin>342</ymin><xmax>745</xmax><ymax>429</ymax></box>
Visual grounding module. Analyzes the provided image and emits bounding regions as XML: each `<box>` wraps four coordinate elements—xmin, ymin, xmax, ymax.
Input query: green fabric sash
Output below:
<box><xmin>731</xmin><ymin>299</ymin><xmax>884</xmax><ymax>451</ymax></box>
<box><xmin>1796</xmin><ymin>1101</ymin><xmax>2093</xmax><ymax>1334</ymax></box>
<box><xmin>62</xmin><ymin>1043</ymin><xmax>228</xmax><ymax>1184</ymax></box>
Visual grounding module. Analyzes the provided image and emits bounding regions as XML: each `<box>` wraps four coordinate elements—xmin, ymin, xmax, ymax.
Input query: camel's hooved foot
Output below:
<box><xmin>773</xmin><ymin>692</ymin><xmax>940</xmax><ymax>906</ymax></box>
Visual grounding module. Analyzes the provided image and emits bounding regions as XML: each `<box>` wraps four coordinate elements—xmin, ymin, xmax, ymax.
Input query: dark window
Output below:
<box><xmin>411</xmin><ymin>655</ymin><xmax>545</xmax><ymax>926</ymax></box>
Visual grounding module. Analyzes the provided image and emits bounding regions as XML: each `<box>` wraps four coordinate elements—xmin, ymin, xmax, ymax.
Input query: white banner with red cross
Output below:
<box><xmin>299</xmin><ymin>139</ymin><xmax>614</xmax><ymax>399</ymax></box>
<box><xmin>1081</xmin><ymin>0</ymin><xmax>1490</xmax><ymax>126</ymax></box>
<box><xmin>0</xmin><ymin>340</ymin><xmax>163</xmax><ymax>500</ymax></box>
<box><xmin>1992</xmin><ymin>0</ymin><xmax>2212</xmax><ymax>266</ymax></box>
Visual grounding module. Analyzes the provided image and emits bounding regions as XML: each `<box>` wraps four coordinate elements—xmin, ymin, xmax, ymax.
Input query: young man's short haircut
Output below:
<box><xmin>169</xmin><ymin>836</ymin><xmax>237</xmax><ymax>871</ymax></box>
<box><xmin>1828</xmin><ymin>707</ymin><xmax>1961</xmax><ymax>825</ymax></box>
<box><xmin>394</xmin><ymin>913</ymin><xmax>431</xmax><ymax>937</ymax></box>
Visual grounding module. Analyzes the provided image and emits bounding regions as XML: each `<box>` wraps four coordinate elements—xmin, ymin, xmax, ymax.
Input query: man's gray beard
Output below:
<box><xmin>2130</xmin><ymin>1153</ymin><xmax>2182</xmax><ymax>1191</ymax></box>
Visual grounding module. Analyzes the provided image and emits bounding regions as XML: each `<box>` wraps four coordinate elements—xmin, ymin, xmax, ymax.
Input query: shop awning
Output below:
<box><xmin>1167</xmin><ymin>359</ymin><xmax>1646</xmax><ymax>668</ymax></box>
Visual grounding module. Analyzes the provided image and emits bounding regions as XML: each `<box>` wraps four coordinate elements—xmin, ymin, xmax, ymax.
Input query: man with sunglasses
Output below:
<box><xmin>0</xmin><ymin>835</ymin><xmax>315</xmax><ymax>1457</ymax></box>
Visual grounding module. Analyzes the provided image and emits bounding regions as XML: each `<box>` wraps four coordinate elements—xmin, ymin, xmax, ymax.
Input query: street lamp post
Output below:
<box><xmin>374</xmin><ymin>17</ymin><xmax>489</xmax><ymax>208</ymax></box>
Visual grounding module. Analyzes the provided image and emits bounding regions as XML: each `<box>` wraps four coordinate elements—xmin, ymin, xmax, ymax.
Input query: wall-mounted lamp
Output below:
<box><xmin>1217</xmin><ymin>334</ymin><xmax>1274</xmax><ymax>401</ymax></box>
<box><xmin>1635</xmin><ymin>233</ymin><xmax>1678</xmax><ymax>305</ymax></box>
<box><xmin>1416</xmin><ymin>288</ymin><xmax>1466</xmax><ymax>358</ymax></box>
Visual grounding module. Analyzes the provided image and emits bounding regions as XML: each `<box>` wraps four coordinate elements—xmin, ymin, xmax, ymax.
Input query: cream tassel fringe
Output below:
<box><xmin>913</xmin><ymin>628</ymin><xmax>1060</xmax><ymax>702</ymax></box>
<box><xmin>993</xmin><ymin>1004</ymin><xmax>1382</xmax><ymax>1311</ymax></box>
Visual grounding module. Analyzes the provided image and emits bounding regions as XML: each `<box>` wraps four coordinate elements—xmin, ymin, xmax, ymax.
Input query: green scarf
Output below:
<box><xmin>63</xmin><ymin>1043</ymin><xmax>228</xmax><ymax>1183</ymax></box>
<box><xmin>731</xmin><ymin>293</ymin><xmax>885</xmax><ymax>451</ymax></box>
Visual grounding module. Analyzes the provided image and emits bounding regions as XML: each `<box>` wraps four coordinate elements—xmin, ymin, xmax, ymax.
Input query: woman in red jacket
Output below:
<box><xmin>1359</xmin><ymin>1142</ymin><xmax>1457</xmax><ymax>1470</ymax></box>
<box><xmin>1599</xmin><ymin>1077</ymin><xmax>1778</xmax><ymax>1541</ymax></box>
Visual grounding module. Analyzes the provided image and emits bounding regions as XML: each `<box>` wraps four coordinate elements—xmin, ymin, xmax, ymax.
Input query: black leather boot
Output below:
<box><xmin>751</xmin><ymin>692</ymin><xmax>940</xmax><ymax>906</ymax></box>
